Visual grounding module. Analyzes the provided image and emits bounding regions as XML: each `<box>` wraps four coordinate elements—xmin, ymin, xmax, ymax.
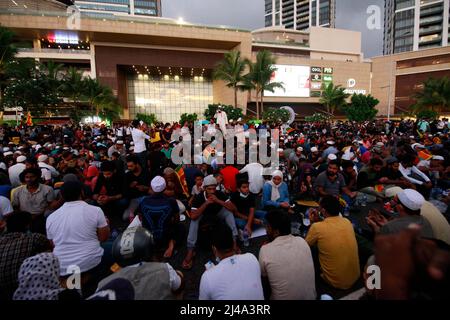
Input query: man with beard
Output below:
<box><xmin>314</xmin><ymin>160</ymin><xmax>357</xmax><ymax>200</ymax></box>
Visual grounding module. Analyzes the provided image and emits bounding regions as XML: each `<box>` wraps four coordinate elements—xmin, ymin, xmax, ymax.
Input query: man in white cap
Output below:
<box><xmin>136</xmin><ymin>176</ymin><xmax>183</xmax><ymax>259</ymax></box>
<box><xmin>37</xmin><ymin>154</ymin><xmax>59</xmax><ymax>179</ymax></box>
<box><xmin>321</xmin><ymin>140</ymin><xmax>338</xmax><ymax>161</ymax></box>
<box><xmin>182</xmin><ymin>174</ymin><xmax>239</xmax><ymax>270</ymax></box>
<box><xmin>8</xmin><ymin>155</ymin><xmax>26</xmax><ymax>187</ymax></box>
<box><xmin>366</xmin><ymin>189</ymin><xmax>434</xmax><ymax>238</ymax></box>
<box><xmin>288</xmin><ymin>146</ymin><xmax>305</xmax><ymax>171</ymax></box>
<box><xmin>108</xmin><ymin>139</ymin><xmax>126</xmax><ymax>159</ymax></box>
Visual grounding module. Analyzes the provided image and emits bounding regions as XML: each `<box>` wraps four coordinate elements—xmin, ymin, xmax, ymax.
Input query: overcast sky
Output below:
<box><xmin>162</xmin><ymin>0</ymin><xmax>384</xmax><ymax>58</ymax></box>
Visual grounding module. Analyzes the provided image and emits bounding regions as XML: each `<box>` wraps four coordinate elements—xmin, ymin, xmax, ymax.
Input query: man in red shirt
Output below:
<box><xmin>220</xmin><ymin>165</ymin><xmax>239</xmax><ymax>193</ymax></box>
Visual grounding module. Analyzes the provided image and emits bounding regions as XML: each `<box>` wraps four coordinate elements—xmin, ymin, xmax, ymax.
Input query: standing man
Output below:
<box><xmin>131</xmin><ymin>120</ymin><xmax>150</xmax><ymax>170</ymax></box>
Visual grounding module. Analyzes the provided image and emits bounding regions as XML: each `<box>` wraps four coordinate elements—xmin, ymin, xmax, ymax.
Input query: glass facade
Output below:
<box><xmin>74</xmin><ymin>0</ymin><xmax>160</xmax><ymax>17</ymax></box>
<box><xmin>394</xmin><ymin>9</ymin><xmax>414</xmax><ymax>53</ymax></box>
<box><xmin>127</xmin><ymin>75</ymin><xmax>213</xmax><ymax>122</ymax></box>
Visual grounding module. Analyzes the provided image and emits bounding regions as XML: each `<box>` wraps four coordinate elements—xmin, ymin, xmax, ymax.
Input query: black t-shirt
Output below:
<box><xmin>380</xmin><ymin>167</ymin><xmax>403</xmax><ymax>181</ymax></box>
<box><xmin>124</xmin><ymin>170</ymin><xmax>151</xmax><ymax>199</ymax></box>
<box><xmin>230</xmin><ymin>192</ymin><xmax>256</xmax><ymax>216</ymax></box>
<box><xmin>191</xmin><ymin>191</ymin><xmax>229</xmax><ymax>217</ymax></box>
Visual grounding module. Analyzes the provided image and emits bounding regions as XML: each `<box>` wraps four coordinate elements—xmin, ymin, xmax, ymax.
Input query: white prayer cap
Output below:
<box><xmin>398</xmin><ymin>189</ymin><xmax>424</xmax><ymax>211</ymax></box>
<box><xmin>203</xmin><ymin>175</ymin><xmax>217</xmax><ymax>187</ymax></box>
<box><xmin>341</xmin><ymin>153</ymin><xmax>352</xmax><ymax>161</ymax></box>
<box><xmin>3</xmin><ymin>147</ymin><xmax>10</xmax><ymax>152</ymax></box>
<box><xmin>327</xmin><ymin>153</ymin><xmax>337</xmax><ymax>161</ymax></box>
<box><xmin>432</xmin><ymin>155</ymin><xmax>444</xmax><ymax>161</ymax></box>
<box><xmin>14</xmin><ymin>151</ymin><xmax>22</xmax><ymax>155</ymax></box>
<box><xmin>38</xmin><ymin>155</ymin><xmax>49</xmax><ymax>162</ymax></box>
<box><xmin>272</xmin><ymin>170</ymin><xmax>283</xmax><ymax>178</ymax></box>
<box><xmin>3</xmin><ymin>151</ymin><xmax>13</xmax><ymax>156</ymax></box>
<box><xmin>297</xmin><ymin>147</ymin><xmax>303</xmax><ymax>152</ymax></box>
<box><xmin>327</xmin><ymin>140</ymin><xmax>335</xmax><ymax>145</ymax></box>
<box><xmin>151</xmin><ymin>176</ymin><xmax>166</xmax><ymax>193</ymax></box>
<box><xmin>385</xmin><ymin>187</ymin><xmax>403</xmax><ymax>199</ymax></box>
<box><xmin>116</xmin><ymin>140</ymin><xmax>124</xmax><ymax>145</ymax></box>
<box><xmin>34</xmin><ymin>144</ymin><xmax>42</xmax><ymax>150</ymax></box>
<box><xmin>310</xmin><ymin>147</ymin><xmax>318</xmax><ymax>153</ymax></box>
<box><xmin>130</xmin><ymin>142</ymin><xmax>134</xmax><ymax>146</ymax></box>
<box><xmin>18</xmin><ymin>146</ymin><xmax>24</xmax><ymax>150</ymax></box>
<box><xmin>16</xmin><ymin>155</ymin><xmax>27</xmax><ymax>163</ymax></box>
<box><xmin>411</xmin><ymin>143</ymin><xmax>425</xmax><ymax>150</ymax></box>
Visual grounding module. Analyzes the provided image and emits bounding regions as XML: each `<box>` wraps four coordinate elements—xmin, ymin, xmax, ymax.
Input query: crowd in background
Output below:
<box><xmin>0</xmin><ymin>116</ymin><xmax>449</xmax><ymax>300</ymax></box>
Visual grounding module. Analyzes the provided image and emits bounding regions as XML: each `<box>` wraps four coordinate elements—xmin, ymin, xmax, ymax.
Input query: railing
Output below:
<box><xmin>18</xmin><ymin>48</ymin><xmax>91</xmax><ymax>54</ymax></box>
<box><xmin>0</xmin><ymin>8</ymin><xmax>249</xmax><ymax>33</ymax></box>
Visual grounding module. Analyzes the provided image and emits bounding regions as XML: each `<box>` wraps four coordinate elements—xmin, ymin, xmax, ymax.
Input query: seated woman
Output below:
<box><xmin>297</xmin><ymin>163</ymin><xmax>316</xmax><ymax>200</ymax></box>
<box><xmin>262</xmin><ymin>170</ymin><xmax>292</xmax><ymax>212</ymax></box>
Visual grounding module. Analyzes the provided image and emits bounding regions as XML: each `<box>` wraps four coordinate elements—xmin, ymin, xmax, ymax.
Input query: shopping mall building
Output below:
<box><xmin>0</xmin><ymin>0</ymin><xmax>449</xmax><ymax>121</ymax></box>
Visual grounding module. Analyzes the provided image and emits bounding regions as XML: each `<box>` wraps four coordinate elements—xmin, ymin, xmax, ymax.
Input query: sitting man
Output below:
<box><xmin>182</xmin><ymin>175</ymin><xmax>239</xmax><ymax>270</ymax></box>
<box><xmin>366</xmin><ymin>189</ymin><xmax>434</xmax><ymax>239</ymax></box>
<box><xmin>259</xmin><ymin>209</ymin><xmax>316</xmax><ymax>300</ymax></box>
<box><xmin>137</xmin><ymin>176</ymin><xmax>184</xmax><ymax>259</ymax></box>
<box><xmin>46</xmin><ymin>181</ymin><xmax>110</xmax><ymax>297</ymax></box>
<box><xmin>92</xmin><ymin>161</ymin><xmax>128</xmax><ymax>221</ymax></box>
<box><xmin>314</xmin><ymin>160</ymin><xmax>357</xmax><ymax>203</ymax></box>
<box><xmin>356</xmin><ymin>158</ymin><xmax>384</xmax><ymax>201</ymax></box>
<box><xmin>199</xmin><ymin>223</ymin><xmax>264</xmax><ymax>300</ymax></box>
<box><xmin>0</xmin><ymin>211</ymin><xmax>52</xmax><ymax>300</ymax></box>
<box><xmin>97</xmin><ymin>227</ymin><xmax>184</xmax><ymax>300</ymax></box>
<box><xmin>305</xmin><ymin>195</ymin><xmax>360</xmax><ymax>291</ymax></box>
<box><xmin>230</xmin><ymin>180</ymin><xmax>265</xmax><ymax>236</ymax></box>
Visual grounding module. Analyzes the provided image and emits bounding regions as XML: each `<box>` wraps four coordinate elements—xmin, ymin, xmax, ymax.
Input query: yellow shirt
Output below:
<box><xmin>305</xmin><ymin>216</ymin><xmax>360</xmax><ymax>289</ymax></box>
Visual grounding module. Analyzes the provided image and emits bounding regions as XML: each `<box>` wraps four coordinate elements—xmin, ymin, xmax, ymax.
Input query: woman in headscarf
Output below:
<box><xmin>262</xmin><ymin>170</ymin><xmax>291</xmax><ymax>211</ymax></box>
<box><xmin>297</xmin><ymin>163</ymin><xmax>316</xmax><ymax>200</ymax></box>
<box><xmin>13</xmin><ymin>252</ymin><xmax>80</xmax><ymax>300</ymax></box>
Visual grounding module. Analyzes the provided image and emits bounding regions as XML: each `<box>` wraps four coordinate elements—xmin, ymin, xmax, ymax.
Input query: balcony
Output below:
<box><xmin>16</xmin><ymin>48</ymin><xmax>91</xmax><ymax>60</ymax></box>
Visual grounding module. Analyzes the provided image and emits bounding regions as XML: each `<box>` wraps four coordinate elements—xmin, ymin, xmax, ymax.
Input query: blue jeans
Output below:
<box><xmin>235</xmin><ymin>210</ymin><xmax>267</xmax><ymax>230</ymax></box>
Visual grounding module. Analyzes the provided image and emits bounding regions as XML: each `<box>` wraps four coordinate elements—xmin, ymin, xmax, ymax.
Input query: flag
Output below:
<box><xmin>286</xmin><ymin>127</ymin><xmax>295</xmax><ymax>134</ymax></box>
<box><xmin>175</xmin><ymin>165</ymin><xmax>190</xmax><ymax>197</ymax></box>
<box><xmin>26</xmin><ymin>112</ymin><xmax>33</xmax><ymax>126</ymax></box>
<box><xmin>418</xmin><ymin>150</ymin><xmax>432</xmax><ymax>161</ymax></box>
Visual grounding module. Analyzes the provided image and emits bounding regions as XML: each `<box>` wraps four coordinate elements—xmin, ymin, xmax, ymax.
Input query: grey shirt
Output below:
<box><xmin>314</xmin><ymin>171</ymin><xmax>346</xmax><ymax>197</ymax></box>
<box><xmin>380</xmin><ymin>215</ymin><xmax>434</xmax><ymax>238</ymax></box>
<box><xmin>12</xmin><ymin>184</ymin><xmax>55</xmax><ymax>215</ymax></box>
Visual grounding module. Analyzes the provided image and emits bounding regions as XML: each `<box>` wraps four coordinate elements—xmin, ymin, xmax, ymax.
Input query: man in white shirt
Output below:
<box><xmin>37</xmin><ymin>154</ymin><xmax>59</xmax><ymax>179</ymax></box>
<box><xmin>199</xmin><ymin>224</ymin><xmax>264</xmax><ymax>300</ymax></box>
<box><xmin>131</xmin><ymin>120</ymin><xmax>150</xmax><ymax>170</ymax></box>
<box><xmin>46</xmin><ymin>181</ymin><xmax>110</xmax><ymax>281</ymax></box>
<box><xmin>8</xmin><ymin>155</ymin><xmax>26</xmax><ymax>187</ymax></box>
<box><xmin>239</xmin><ymin>163</ymin><xmax>265</xmax><ymax>195</ymax></box>
<box><xmin>398</xmin><ymin>154</ymin><xmax>432</xmax><ymax>191</ymax></box>
<box><xmin>259</xmin><ymin>210</ymin><xmax>316</xmax><ymax>300</ymax></box>
<box><xmin>0</xmin><ymin>195</ymin><xmax>13</xmax><ymax>219</ymax></box>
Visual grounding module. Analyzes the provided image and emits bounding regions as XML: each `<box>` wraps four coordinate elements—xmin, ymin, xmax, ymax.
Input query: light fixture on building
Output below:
<box><xmin>174</xmin><ymin>75</ymin><xmax>180</xmax><ymax>81</ymax></box>
<box><xmin>164</xmin><ymin>75</ymin><xmax>169</xmax><ymax>80</ymax></box>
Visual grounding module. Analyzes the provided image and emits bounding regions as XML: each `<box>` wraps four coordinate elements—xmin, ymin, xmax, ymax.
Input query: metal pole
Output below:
<box><xmin>387</xmin><ymin>59</ymin><xmax>394</xmax><ymax>121</ymax></box>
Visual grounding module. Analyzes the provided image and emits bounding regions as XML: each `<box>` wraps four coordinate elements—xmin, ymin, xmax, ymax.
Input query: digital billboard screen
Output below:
<box><xmin>264</xmin><ymin>65</ymin><xmax>310</xmax><ymax>98</ymax></box>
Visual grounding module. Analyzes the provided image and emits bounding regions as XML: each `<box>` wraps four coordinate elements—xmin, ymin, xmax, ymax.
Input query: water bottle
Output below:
<box><xmin>243</xmin><ymin>229</ymin><xmax>250</xmax><ymax>247</ymax></box>
<box><xmin>361</xmin><ymin>194</ymin><xmax>368</xmax><ymax>207</ymax></box>
<box><xmin>343</xmin><ymin>205</ymin><xmax>350</xmax><ymax>217</ymax></box>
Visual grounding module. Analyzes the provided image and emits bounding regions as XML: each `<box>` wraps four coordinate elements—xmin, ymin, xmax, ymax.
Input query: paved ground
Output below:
<box><xmin>162</xmin><ymin>203</ymin><xmax>381</xmax><ymax>300</ymax></box>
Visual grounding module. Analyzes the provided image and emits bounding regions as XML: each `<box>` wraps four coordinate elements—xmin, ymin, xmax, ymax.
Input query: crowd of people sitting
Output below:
<box><xmin>0</xmin><ymin>117</ymin><xmax>449</xmax><ymax>300</ymax></box>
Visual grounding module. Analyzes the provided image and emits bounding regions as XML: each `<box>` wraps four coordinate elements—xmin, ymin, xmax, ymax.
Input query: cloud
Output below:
<box><xmin>162</xmin><ymin>0</ymin><xmax>384</xmax><ymax>57</ymax></box>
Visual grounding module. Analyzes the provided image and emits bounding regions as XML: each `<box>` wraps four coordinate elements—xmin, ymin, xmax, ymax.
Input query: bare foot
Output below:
<box><xmin>164</xmin><ymin>241</ymin><xmax>175</xmax><ymax>259</ymax></box>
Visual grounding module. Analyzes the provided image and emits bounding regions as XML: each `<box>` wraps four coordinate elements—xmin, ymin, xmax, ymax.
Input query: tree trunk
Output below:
<box><xmin>255</xmin><ymin>90</ymin><xmax>260</xmax><ymax>120</ymax></box>
<box><xmin>260</xmin><ymin>93</ymin><xmax>264</xmax><ymax>117</ymax></box>
<box><xmin>234</xmin><ymin>87</ymin><xmax>238</xmax><ymax>108</ymax></box>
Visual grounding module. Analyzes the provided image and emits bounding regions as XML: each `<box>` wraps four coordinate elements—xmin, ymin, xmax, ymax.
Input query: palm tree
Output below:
<box><xmin>413</xmin><ymin>77</ymin><xmax>450</xmax><ymax>113</ymax></box>
<box><xmin>40</xmin><ymin>61</ymin><xmax>64</xmax><ymax>108</ymax></box>
<box><xmin>244</xmin><ymin>50</ymin><xmax>284</xmax><ymax>119</ymax></box>
<box><xmin>61</xmin><ymin>67</ymin><xmax>85</xmax><ymax>105</ymax></box>
<box><xmin>319</xmin><ymin>82</ymin><xmax>350</xmax><ymax>117</ymax></box>
<box><xmin>83</xmin><ymin>77</ymin><xmax>121</xmax><ymax>116</ymax></box>
<box><xmin>213</xmin><ymin>50</ymin><xmax>248</xmax><ymax>108</ymax></box>
<box><xmin>0</xmin><ymin>27</ymin><xmax>17</xmax><ymax>76</ymax></box>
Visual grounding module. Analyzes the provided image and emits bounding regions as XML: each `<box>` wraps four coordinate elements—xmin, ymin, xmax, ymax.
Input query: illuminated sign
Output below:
<box><xmin>311</xmin><ymin>82</ymin><xmax>322</xmax><ymax>90</ymax></box>
<box><xmin>311</xmin><ymin>67</ymin><xmax>322</xmax><ymax>73</ymax></box>
<box><xmin>311</xmin><ymin>74</ymin><xmax>322</xmax><ymax>82</ymax></box>
<box><xmin>47</xmin><ymin>31</ymin><xmax>79</xmax><ymax>44</ymax></box>
<box><xmin>323</xmin><ymin>67</ymin><xmax>333</xmax><ymax>74</ymax></box>
<box><xmin>264</xmin><ymin>65</ymin><xmax>311</xmax><ymax>98</ymax></box>
<box><xmin>323</xmin><ymin>75</ymin><xmax>333</xmax><ymax>82</ymax></box>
